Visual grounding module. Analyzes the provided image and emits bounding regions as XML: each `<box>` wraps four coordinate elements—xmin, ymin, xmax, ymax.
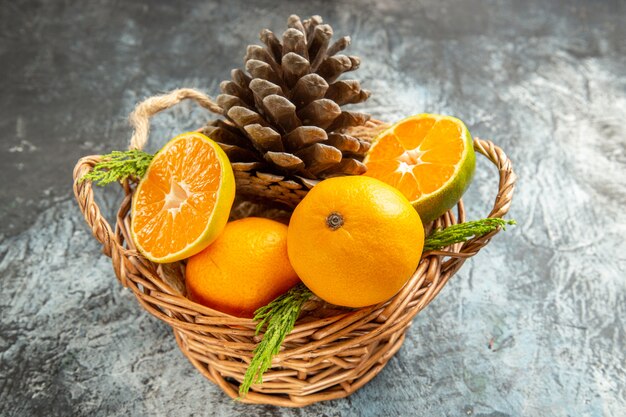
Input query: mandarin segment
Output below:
<box><xmin>393</xmin><ymin>117</ymin><xmax>435</xmax><ymax>149</ymax></box>
<box><xmin>395</xmin><ymin>172</ymin><xmax>421</xmax><ymax>198</ymax></box>
<box><xmin>363</xmin><ymin>160</ymin><xmax>402</xmax><ymax>185</ymax></box>
<box><xmin>175</xmin><ymin>204</ymin><xmax>199</xmax><ymax>243</ymax></box>
<box><xmin>136</xmin><ymin>211</ymin><xmax>168</xmax><ymax>254</ymax></box>
<box><xmin>418</xmin><ymin>119</ymin><xmax>462</xmax><ymax>152</ymax></box>
<box><xmin>156</xmin><ymin>214</ymin><xmax>174</xmax><ymax>257</ymax></box>
<box><xmin>145</xmin><ymin>164</ymin><xmax>171</xmax><ymax>194</ymax></box>
<box><xmin>421</xmin><ymin>138</ymin><xmax>463</xmax><ymax>164</ymax></box>
<box><xmin>187</xmin><ymin>191</ymin><xmax>217</xmax><ymax>213</ymax></box>
<box><xmin>366</xmin><ymin>132</ymin><xmax>404</xmax><ymax>161</ymax></box>
<box><xmin>412</xmin><ymin>164</ymin><xmax>455</xmax><ymax>194</ymax></box>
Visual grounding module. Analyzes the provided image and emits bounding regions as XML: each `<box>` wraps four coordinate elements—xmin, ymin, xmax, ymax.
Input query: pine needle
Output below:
<box><xmin>239</xmin><ymin>284</ymin><xmax>313</xmax><ymax>397</ymax></box>
<box><xmin>240</xmin><ymin>217</ymin><xmax>516</xmax><ymax>397</ymax></box>
<box><xmin>80</xmin><ymin>150</ymin><xmax>154</xmax><ymax>186</ymax></box>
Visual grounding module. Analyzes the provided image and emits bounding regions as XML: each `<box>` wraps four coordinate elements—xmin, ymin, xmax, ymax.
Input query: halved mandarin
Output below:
<box><xmin>131</xmin><ymin>132</ymin><xmax>235</xmax><ymax>263</ymax></box>
<box><xmin>363</xmin><ymin>114</ymin><xmax>475</xmax><ymax>223</ymax></box>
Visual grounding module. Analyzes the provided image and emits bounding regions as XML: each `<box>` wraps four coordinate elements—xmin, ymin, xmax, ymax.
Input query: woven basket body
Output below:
<box><xmin>72</xmin><ymin>89</ymin><xmax>516</xmax><ymax>407</ymax></box>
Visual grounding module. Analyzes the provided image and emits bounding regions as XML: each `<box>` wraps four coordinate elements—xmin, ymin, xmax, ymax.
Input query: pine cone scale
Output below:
<box><xmin>260</xmin><ymin>29</ymin><xmax>283</xmax><ymax>62</ymax></box>
<box><xmin>326</xmin><ymin>36</ymin><xmax>351</xmax><ymax>57</ymax></box>
<box><xmin>265</xmin><ymin>152</ymin><xmax>304</xmax><ymax>171</ymax></box>
<box><xmin>243</xmin><ymin>124</ymin><xmax>283</xmax><ymax>152</ymax></box>
<box><xmin>295</xmin><ymin>143</ymin><xmax>342</xmax><ymax>175</ymax></box>
<box><xmin>291</xmin><ymin>74</ymin><xmax>328</xmax><ymax>107</ymax></box>
<box><xmin>227</xmin><ymin>106</ymin><xmax>266</xmax><ymax>127</ymax></box>
<box><xmin>281</xmin><ymin>53</ymin><xmax>310</xmax><ymax>88</ymax></box>
<box><xmin>308</xmin><ymin>24</ymin><xmax>333</xmax><ymax>71</ymax></box>
<box><xmin>262</xmin><ymin>95</ymin><xmax>300</xmax><ymax>133</ymax></box>
<box><xmin>284</xmin><ymin>126</ymin><xmax>327</xmax><ymax>150</ymax></box>
<box><xmin>296</xmin><ymin>99</ymin><xmax>341</xmax><ymax>128</ymax></box>
<box><xmin>282</xmin><ymin>28</ymin><xmax>308</xmax><ymax>59</ymax></box>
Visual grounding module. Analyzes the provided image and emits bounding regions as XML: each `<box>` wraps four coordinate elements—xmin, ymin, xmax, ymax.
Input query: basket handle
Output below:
<box><xmin>454</xmin><ymin>137</ymin><xmax>517</xmax><ymax>256</ymax></box>
<box><xmin>72</xmin><ymin>89</ymin><xmax>223</xmax><ymax>284</ymax></box>
<box><xmin>73</xmin><ymin>155</ymin><xmax>120</xmax><ymax>265</ymax></box>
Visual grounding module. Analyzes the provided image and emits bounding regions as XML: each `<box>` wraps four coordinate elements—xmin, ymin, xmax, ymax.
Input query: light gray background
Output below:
<box><xmin>1</xmin><ymin>1</ymin><xmax>625</xmax><ymax>416</ymax></box>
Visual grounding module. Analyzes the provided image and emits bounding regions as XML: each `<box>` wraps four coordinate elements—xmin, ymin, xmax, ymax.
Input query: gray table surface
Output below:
<box><xmin>1</xmin><ymin>1</ymin><xmax>625</xmax><ymax>416</ymax></box>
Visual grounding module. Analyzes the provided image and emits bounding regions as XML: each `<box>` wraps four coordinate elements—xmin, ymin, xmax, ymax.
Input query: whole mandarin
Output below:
<box><xmin>186</xmin><ymin>217</ymin><xmax>300</xmax><ymax>318</ymax></box>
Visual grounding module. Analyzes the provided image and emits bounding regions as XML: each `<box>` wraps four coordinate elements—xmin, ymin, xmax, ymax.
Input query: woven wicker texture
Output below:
<box><xmin>72</xmin><ymin>89</ymin><xmax>516</xmax><ymax>407</ymax></box>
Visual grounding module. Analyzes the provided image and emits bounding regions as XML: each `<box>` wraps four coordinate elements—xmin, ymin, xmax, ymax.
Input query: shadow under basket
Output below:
<box><xmin>73</xmin><ymin>118</ymin><xmax>516</xmax><ymax>407</ymax></box>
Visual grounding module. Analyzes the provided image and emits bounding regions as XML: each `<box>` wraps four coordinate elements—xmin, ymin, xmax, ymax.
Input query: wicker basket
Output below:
<box><xmin>72</xmin><ymin>89</ymin><xmax>516</xmax><ymax>407</ymax></box>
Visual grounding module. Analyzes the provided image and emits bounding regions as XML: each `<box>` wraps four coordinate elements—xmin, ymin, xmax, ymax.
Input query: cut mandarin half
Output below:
<box><xmin>363</xmin><ymin>114</ymin><xmax>475</xmax><ymax>223</ymax></box>
<box><xmin>131</xmin><ymin>132</ymin><xmax>235</xmax><ymax>263</ymax></box>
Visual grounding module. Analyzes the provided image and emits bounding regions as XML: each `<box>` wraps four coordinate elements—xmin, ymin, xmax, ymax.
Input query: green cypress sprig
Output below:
<box><xmin>239</xmin><ymin>284</ymin><xmax>313</xmax><ymax>397</ymax></box>
<box><xmin>423</xmin><ymin>218</ymin><xmax>516</xmax><ymax>251</ymax></box>
<box><xmin>240</xmin><ymin>217</ymin><xmax>515</xmax><ymax>397</ymax></box>
<box><xmin>80</xmin><ymin>150</ymin><xmax>154</xmax><ymax>186</ymax></box>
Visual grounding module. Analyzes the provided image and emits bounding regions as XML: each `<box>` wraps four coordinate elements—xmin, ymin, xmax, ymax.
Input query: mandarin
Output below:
<box><xmin>363</xmin><ymin>114</ymin><xmax>475</xmax><ymax>223</ymax></box>
<box><xmin>186</xmin><ymin>217</ymin><xmax>300</xmax><ymax>318</ymax></box>
<box><xmin>131</xmin><ymin>132</ymin><xmax>235</xmax><ymax>263</ymax></box>
<box><xmin>287</xmin><ymin>176</ymin><xmax>424</xmax><ymax>308</ymax></box>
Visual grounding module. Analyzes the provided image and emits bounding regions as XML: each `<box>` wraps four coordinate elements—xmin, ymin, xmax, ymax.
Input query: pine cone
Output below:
<box><xmin>204</xmin><ymin>15</ymin><xmax>373</xmax><ymax>207</ymax></box>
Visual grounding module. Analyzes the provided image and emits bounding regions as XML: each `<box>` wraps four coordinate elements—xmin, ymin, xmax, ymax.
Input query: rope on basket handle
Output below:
<box><xmin>129</xmin><ymin>88</ymin><xmax>223</xmax><ymax>151</ymax></box>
